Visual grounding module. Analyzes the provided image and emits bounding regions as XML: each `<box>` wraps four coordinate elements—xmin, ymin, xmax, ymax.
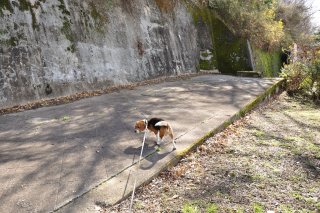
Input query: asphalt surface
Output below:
<box><xmin>0</xmin><ymin>75</ymin><xmax>280</xmax><ymax>212</ymax></box>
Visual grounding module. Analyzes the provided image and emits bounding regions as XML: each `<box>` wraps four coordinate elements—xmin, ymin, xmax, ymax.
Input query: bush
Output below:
<box><xmin>281</xmin><ymin>46</ymin><xmax>320</xmax><ymax>102</ymax></box>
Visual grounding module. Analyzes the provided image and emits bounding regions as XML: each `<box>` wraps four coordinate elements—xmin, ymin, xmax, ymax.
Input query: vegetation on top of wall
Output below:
<box><xmin>208</xmin><ymin>0</ymin><xmax>284</xmax><ymax>51</ymax></box>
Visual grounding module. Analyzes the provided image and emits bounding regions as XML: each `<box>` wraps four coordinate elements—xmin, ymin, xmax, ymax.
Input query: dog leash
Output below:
<box><xmin>129</xmin><ymin>120</ymin><xmax>148</xmax><ymax>212</ymax></box>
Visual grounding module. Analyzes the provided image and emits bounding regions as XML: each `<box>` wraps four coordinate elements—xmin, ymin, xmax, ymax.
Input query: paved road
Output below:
<box><xmin>0</xmin><ymin>75</ymin><xmax>279</xmax><ymax>212</ymax></box>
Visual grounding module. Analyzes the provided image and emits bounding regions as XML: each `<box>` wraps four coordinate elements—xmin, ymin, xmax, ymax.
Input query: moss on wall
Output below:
<box><xmin>186</xmin><ymin>4</ymin><xmax>251</xmax><ymax>74</ymax></box>
<box><xmin>89</xmin><ymin>1</ymin><xmax>108</xmax><ymax>33</ymax></box>
<box><xmin>252</xmin><ymin>46</ymin><xmax>282</xmax><ymax>77</ymax></box>
<box><xmin>0</xmin><ymin>37</ymin><xmax>18</xmax><ymax>46</ymax></box>
<box><xmin>58</xmin><ymin>0</ymin><xmax>70</xmax><ymax>16</ymax></box>
<box><xmin>199</xmin><ymin>49</ymin><xmax>216</xmax><ymax>70</ymax></box>
<box><xmin>57</xmin><ymin>0</ymin><xmax>77</xmax><ymax>53</ymax></box>
<box><xmin>189</xmin><ymin>7</ymin><xmax>218</xmax><ymax>70</ymax></box>
<box><xmin>16</xmin><ymin>0</ymin><xmax>42</xmax><ymax>30</ymax></box>
<box><xmin>0</xmin><ymin>0</ymin><xmax>13</xmax><ymax>16</ymax></box>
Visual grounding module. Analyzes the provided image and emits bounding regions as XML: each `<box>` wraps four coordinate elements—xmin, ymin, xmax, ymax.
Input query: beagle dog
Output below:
<box><xmin>134</xmin><ymin>118</ymin><xmax>176</xmax><ymax>150</ymax></box>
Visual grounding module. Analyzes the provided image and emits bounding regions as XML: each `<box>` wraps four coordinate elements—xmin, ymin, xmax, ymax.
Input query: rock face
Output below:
<box><xmin>0</xmin><ymin>0</ymin><xmax>199</xmax><ymax>107</ymax></box>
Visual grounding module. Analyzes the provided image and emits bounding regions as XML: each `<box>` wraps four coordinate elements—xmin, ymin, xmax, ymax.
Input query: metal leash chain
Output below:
<box><xmin>129</xmin><ymin>121</ymin><xmax>148</xmax><ymax>213</ymax></box>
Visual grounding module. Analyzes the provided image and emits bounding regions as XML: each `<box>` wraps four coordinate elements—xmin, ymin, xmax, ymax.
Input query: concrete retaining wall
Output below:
<box><xmin>0</xmin><ymin>0</ymin><xmax>200</xmax><ymax>107</ymax></box>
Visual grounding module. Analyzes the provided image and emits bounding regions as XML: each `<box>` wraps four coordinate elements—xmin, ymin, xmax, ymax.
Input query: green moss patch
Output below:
<box><xmin>89</xmin><ymin>1</ymin><xmax>107</xmax><ymax>33</ymax></box>
<box><xmin>252</xmin><ymin>46</ymin><xmax>282</xmax><ymax>77</ymax></box>
<box><xmin>16</xmin><ymin>0</ymin><xmax>44</xmax><ymax>30</ymax></box>
<box><xmin>186</xmin><ymin>5</ymin><xmax>251</xmax><ymax>75</ymax></box>
<box><xmin>57</xmin><ymin>0</ymin><xmax>77</xmax><ymax>53</ymax></box>
<box><xmin>58</xmin><ymin>0</ymin><xmax>70</xmax><ymax>16</ymax></box>
<box><xmin>0</xmin><ymin>0</ymin><xmax>13</xmax><ymax>15</ymax></box>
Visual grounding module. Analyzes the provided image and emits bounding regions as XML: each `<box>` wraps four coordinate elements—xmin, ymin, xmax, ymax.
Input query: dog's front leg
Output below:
<box><xmin>156</xmin><ymin>131</ymin><xmax>161</xmax><ymax>145</ymax></box>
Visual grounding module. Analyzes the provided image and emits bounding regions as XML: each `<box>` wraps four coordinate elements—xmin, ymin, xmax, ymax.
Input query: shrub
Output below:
<box><xmin>281</xmin><ymin>44</ymin><xmax>320</xmax><ymax>102</ymax></box>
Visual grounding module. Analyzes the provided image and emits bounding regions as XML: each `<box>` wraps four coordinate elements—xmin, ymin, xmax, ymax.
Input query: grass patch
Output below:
<box><xmin>253</xmin><ymin>202</ymin><xmax>264</xmax><ymax>213</ymax></box>
<box><xmin>61</xmin><ymin>116</ymin><xmax>70</xmax><ymax>122</ymax></box>
<box><xmin>133</xmin><ymin>200</ymin><xmax>144</xmax><ymax>210</ymax></box>
<box><xmin>206</xmin><ymin>203</ymin><xmax>219</xmax><ymax>213</ymax></box>
<box><xmin>253</xmin><ymin>130</ymin><xmax>266</xmax><ymax>138</ymax></box>
<box><xmin>182</xmin><ymin>203</ymin><xmax>200</xmax><ymax>213</ymax></box>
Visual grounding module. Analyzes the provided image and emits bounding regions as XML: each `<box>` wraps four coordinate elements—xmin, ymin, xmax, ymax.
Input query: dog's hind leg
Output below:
<box><xmin>170</xmin><ymin>135</ymin><xmax>176</xmax><ymax>150</ymax></box>
<box><xmin>158</xmin><ymin>129</ymin><xmax>166</xmax><ymax>145</ymax></box>
<box><xmin>169</xmin><ymin>126</ymin><xmax>176</xmax><ymax>150</ymax></box>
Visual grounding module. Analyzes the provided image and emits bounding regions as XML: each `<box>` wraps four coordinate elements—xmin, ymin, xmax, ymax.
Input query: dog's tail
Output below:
<box><xmin>155</xmin><ymin>121</ymin><xmax>169</xmax><ymax>127</ymax></box>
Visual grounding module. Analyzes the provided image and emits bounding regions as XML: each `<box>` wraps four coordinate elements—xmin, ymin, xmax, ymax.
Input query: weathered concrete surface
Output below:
<box><xmin>0</xmin><ymin>0</ymin><xmax>199</xmax><ymax>107</ymax></box>
<box><xmin>0</xmin><ymin>75</ymin><xmax>282</xmax><ymax>212</ymax></box>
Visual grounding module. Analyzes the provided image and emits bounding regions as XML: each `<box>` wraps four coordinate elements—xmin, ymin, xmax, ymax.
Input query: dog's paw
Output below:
<box><xmin>155</xmin><ymin>145</ymin><xmax>161</xmax><ymax>152</ymax></box>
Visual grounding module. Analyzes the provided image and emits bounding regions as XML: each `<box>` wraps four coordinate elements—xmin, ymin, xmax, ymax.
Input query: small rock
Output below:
<box><xmin>170</xmin><ymin>195</ymin><xmax>179</xmax><ymax>200</ymax></box>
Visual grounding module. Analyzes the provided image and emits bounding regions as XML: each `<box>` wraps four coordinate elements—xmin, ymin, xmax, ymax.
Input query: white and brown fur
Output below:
<box><xmin>134</xmin><ymin>118</ymin><xmax>176</xmax><ymax>150</ymax></box>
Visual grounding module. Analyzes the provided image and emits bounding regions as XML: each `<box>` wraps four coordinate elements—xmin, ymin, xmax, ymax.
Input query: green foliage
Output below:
<box><xmin>253</xmin><ymin>46</ymin><xmax>282</xmax><ymax>77</ymax></box>
<box><xmin>189</xmin><ymin>5</ymin><xmax>251</xmax><ymax>74</ymax></box>
<box><xmin>209</xmin><ymin>0</ymin><xmax>284</xmax><ymax>51</ymax></box>
<box><xmin>281</xmin><ymin>45</ymin><xmax>320</xmax><ymax>102</ymax></box>
<box><xmin>200</xmin><ymin>59</ymin><xmax>214</xmax><ymax>70</ymax></box>
<box><xmin>253</xmin><ymin>202</ymin><xmax>264</xmax><ymax>213</ymax></box>
<box><xmin>182</xmin><ymin>203</ymin><xmax>200</xmax><ymax>213</ymax></box>
<box><xmin>206</xmin><ymin>203</ymin><xmax>219</xmax><ymax>213</ymax></box>
<box><xmin>281</xmin><ymin>62</ymin><xmax>309</xmax><ymax>92</ymax></box>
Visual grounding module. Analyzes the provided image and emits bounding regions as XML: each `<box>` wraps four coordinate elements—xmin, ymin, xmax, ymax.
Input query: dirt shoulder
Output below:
<box><xmin>105</xmin><ymin>92</ymin><xmax>320</xmax><ymax>213</ymax></box>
